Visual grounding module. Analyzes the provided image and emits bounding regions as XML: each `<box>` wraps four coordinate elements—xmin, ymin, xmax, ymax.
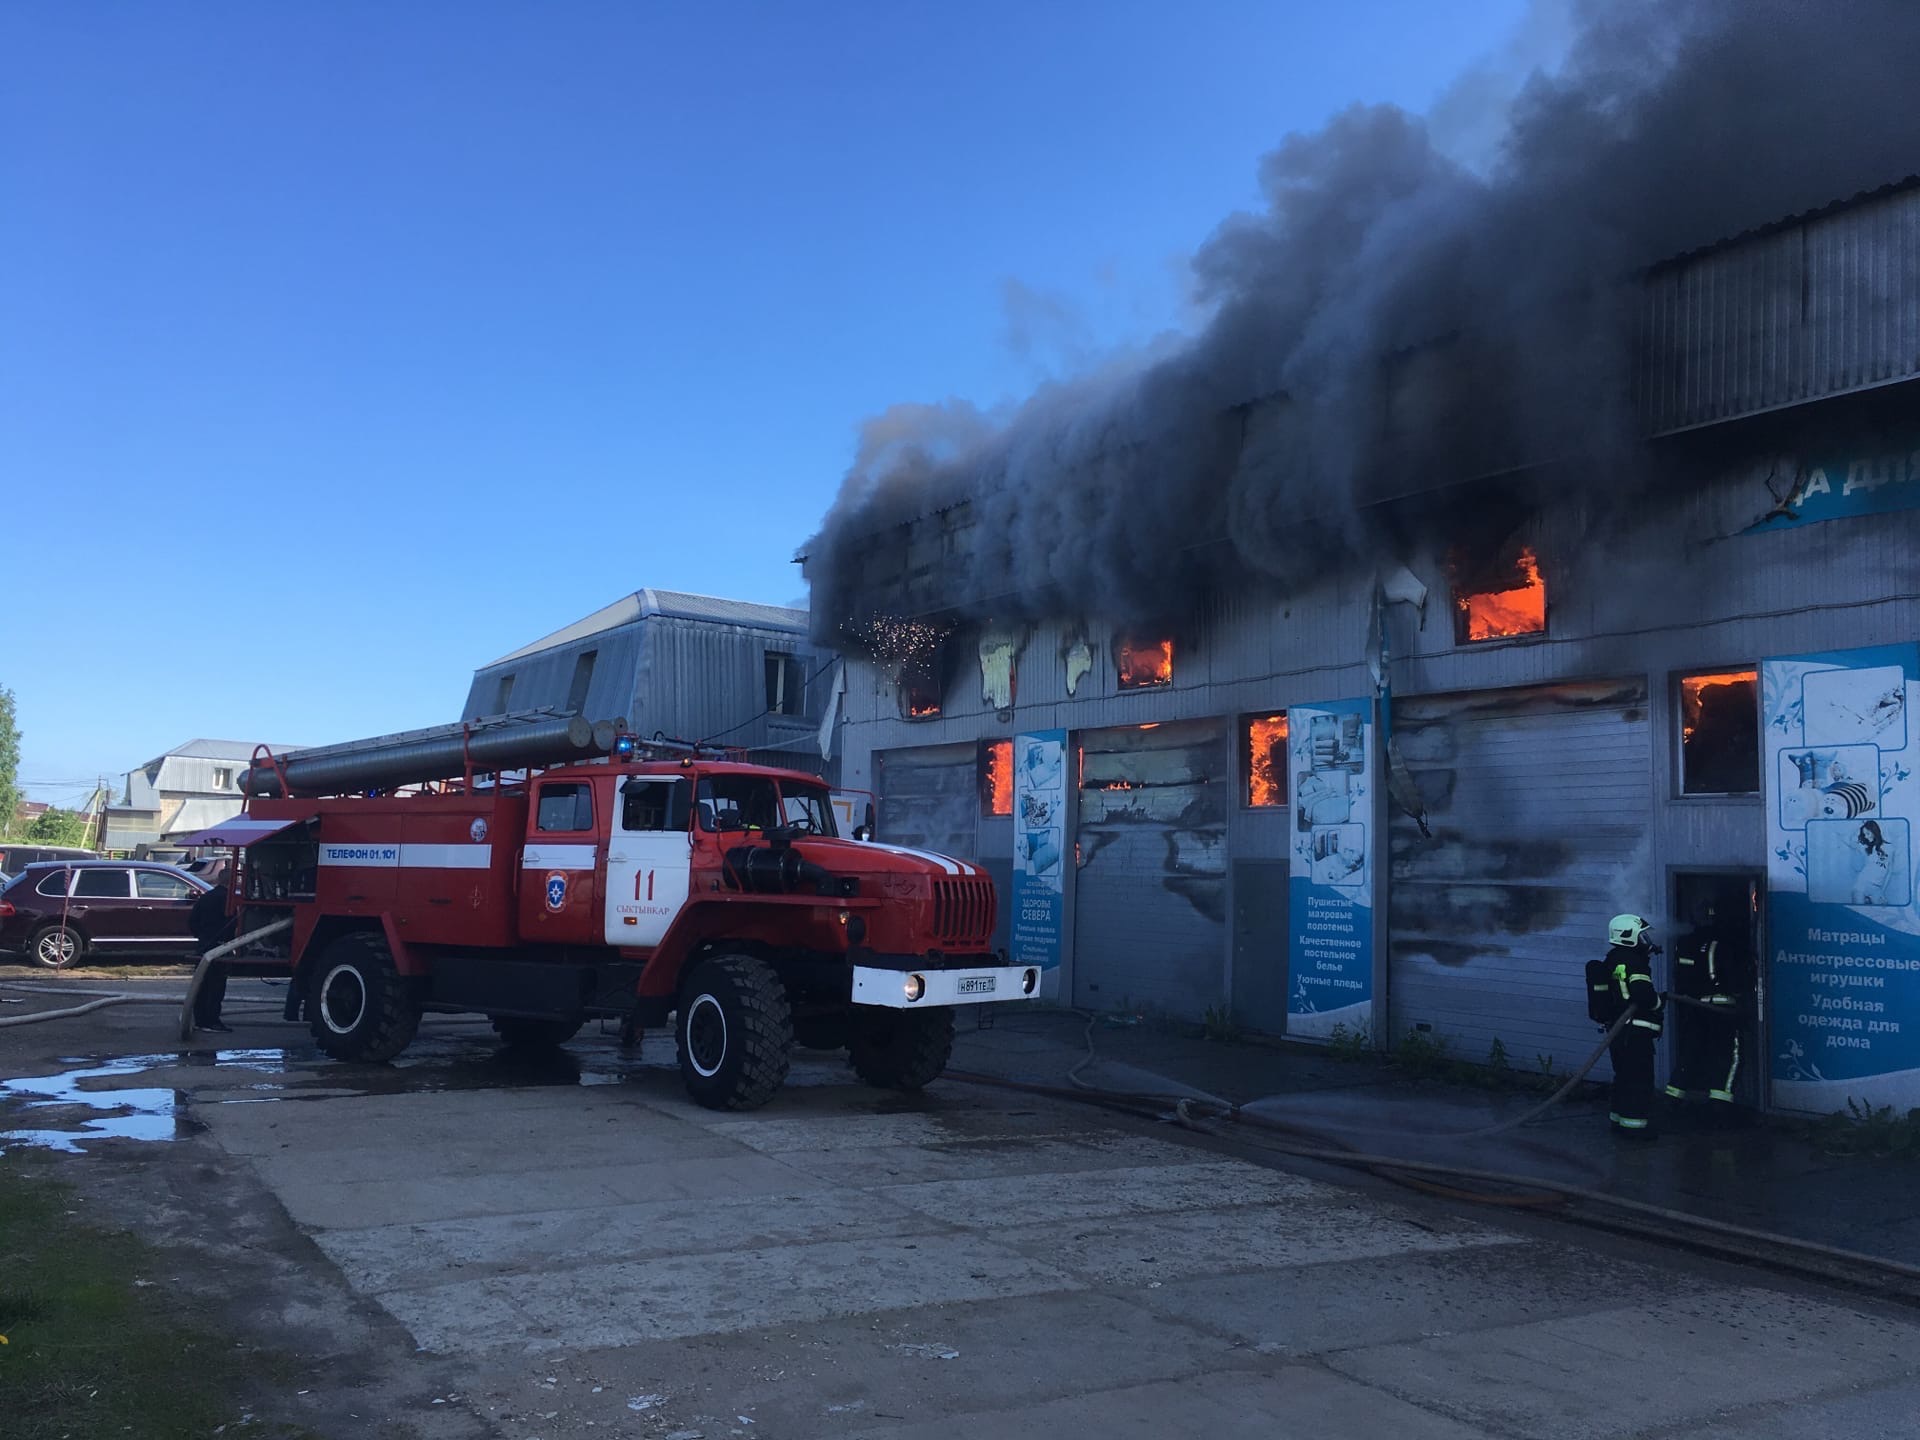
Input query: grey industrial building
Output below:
<box><xmin>812</xmin><ymin>179</ymin><xmax>1920</xmax><ymax>1113</ymax></box>
<box><xmin>462</xmin><ymin>588</ymin><xmax>838</xmax><ymax>776</ymax></box>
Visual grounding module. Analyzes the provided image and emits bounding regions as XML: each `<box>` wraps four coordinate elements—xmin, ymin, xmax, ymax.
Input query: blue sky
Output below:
<box><xmin>1</xmin><ymin>1</ymin><xmax>1534</xmax><ymax>804</ymax></box>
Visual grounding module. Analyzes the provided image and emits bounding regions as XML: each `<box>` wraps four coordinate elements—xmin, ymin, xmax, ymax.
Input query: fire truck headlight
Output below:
<box><xmin>904</xmin><ymin>973</ymin><xmax>925</xmax><ymax>1002</ymax></box>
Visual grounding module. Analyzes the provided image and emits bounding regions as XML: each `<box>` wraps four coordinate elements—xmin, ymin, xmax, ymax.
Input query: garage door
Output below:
<box><xmin>1073</xmin><ymin>718</ymin><xmax>1228</xmax><ymax>1019</ymax></box>
<box><xmin>877</xmin><ymin>744</ymin><xmax>979</xmax><ymax>861</ymax></box>
<box><xmin>1389</xmin><ymin>680</ymin><xmax>1650</xmax><ymax>1075</ymax></box>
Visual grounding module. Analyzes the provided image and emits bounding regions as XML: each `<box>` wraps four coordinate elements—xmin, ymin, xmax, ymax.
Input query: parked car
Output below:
<box><xmin>0</xmin><ymin>843</ymin><xmax>96</xmax><ymax>873</ymax></box>
<box><xmin>0</xmin><ymin>860</ymin><xmax>210</xmax><ymax>969</ymax></box>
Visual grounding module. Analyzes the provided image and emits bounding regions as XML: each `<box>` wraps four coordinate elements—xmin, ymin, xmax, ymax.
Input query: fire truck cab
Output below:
<box><xmin>225</xmin><ymin>751</ymin><xmax>1034</xmax><ymax>1110</ymax></box>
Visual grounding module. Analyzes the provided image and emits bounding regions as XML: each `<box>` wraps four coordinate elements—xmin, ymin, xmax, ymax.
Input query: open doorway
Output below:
<box><xmin>1670</xmin><ymin>871</ymin><xmax>1764</xmax><ymax>1109</ymax></box>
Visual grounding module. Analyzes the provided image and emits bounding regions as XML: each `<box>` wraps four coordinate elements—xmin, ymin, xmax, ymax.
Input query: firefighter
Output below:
<box><xmin>1603</xmin><ymin>914</ymin><xmax>1664</xmax><ymax>1136</ymax></box>
<box><xmin>1666</xmin><ymin>896</ymin><xmax>1751</xmax><ymax>1109</ymax></box>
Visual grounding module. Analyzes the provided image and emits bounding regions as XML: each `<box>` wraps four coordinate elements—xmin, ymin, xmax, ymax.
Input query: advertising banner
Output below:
<box><xmin>1763</xmin><ymin>644</ymin><xmax>1920</xmax><ymax>1112</ymax></box>
<box><xmin>1747</xmin><ymin>448</ymin><xmax>1920</xmax><ymax>533</ymax></box>
<box><xmin>1287</xmin><ymin>699</ymin><xmax>1376</xmax><ymax>1041</ymax></box>
<box><xmin>1011</xmin><ymin>730</ymin><xmax>1067</xmax><ymax>974</ymax></box>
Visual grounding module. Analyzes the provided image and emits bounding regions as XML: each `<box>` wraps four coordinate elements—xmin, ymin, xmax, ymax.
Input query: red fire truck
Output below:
<box><xmin>196</xmin><ymin>715</ymin><xmax>1036</xmax><ymax>1110</ymax></box>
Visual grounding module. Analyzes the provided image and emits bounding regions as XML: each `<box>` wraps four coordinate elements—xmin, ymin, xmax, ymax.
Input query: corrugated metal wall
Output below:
<box><xmin>1073</xmin><ymin>719</ymin><xmax>1229</xmax><ymax>1019</ymax></box>
<box><xmin>463</xmin><ymin>615</ymin><xmax>832</xmax><ymax>771</ymax></box>
<box><xmin>1389</xmin><ymin>681</ymin><xmax>1651</xmax><ymax>1074</ymax></box>
<box><xmin>1640</xmin><ymin>183</ymin><xmax>1920</xmax><ymax>433</ymax></box>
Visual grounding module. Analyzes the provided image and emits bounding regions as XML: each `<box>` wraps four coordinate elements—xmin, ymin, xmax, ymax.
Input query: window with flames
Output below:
<box><xmin>980</xmin><ymin>739</ymin><xmax>1013</xmax><ymax>817</ymax></box>
<box><xmin>1242</xmin><ymin>713</ymin><xmax>1289</xmax><ymax>807</ymax></box>
<box><xmin>1115</xmin><ymin>633</ymin><xmax>1174</xmax><ymax>689</ymax></box>
<box><xmin>1679</xmin><ymin>668</ymin><xmax>1759</xmax><ymax>795</ymax></box>
<box><xmin>1451</xmin><ymin>544</ymin><xmax>1547</xmax><ymax>643</ymax></box>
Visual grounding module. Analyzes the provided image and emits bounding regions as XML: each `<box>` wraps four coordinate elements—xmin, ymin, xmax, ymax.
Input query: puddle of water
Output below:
<box><xmin>0</xmin><ymin>1049</ymin><xmax>286</xmax><ymax>1154</ymax></box>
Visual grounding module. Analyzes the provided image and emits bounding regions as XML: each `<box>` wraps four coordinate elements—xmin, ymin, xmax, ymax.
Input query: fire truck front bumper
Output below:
<box><xmin>852</xmin><ymin>964</ymin><xmax>1043</xmax><ymax>1009</ymax></box>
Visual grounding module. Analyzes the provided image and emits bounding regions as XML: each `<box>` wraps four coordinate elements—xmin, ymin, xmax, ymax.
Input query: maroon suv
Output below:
<box><xmin>0</xmin><ymin>860</ymin><xmax>210</xmax><ymax>969</ymax></box>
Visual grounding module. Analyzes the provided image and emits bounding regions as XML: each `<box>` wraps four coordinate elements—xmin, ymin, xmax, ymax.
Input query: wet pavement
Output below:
<box><xmin>954</xmin><ymin>1010</ymin><xmax>1920</xmax><ymax>1270</ymax></box>
<box><xmin>6</xmin><ymin>976</ymin><xmax>1920</xmax><ymax>1438</ymax></box>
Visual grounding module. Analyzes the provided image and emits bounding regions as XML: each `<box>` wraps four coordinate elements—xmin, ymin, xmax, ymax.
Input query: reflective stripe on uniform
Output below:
<box><xmin>1612</xmin><ymin>1116</ymin><xmax>1650</xmax><ymax>1130</ymax></box>
<box><xmin>1628</xmin><ymin>973</ymin><xmax>1654</xmax><ymax>985</ymax></box>
<box><xmin>1709</xmin><ymin>1089</ymin><xmax>1734</xmax><ymax>1102</ymax></box>
<box><xmin>1721</xmin><ymin>1035</ymin><xmax>1741</xmax><ymax>1099</ymax></box>
<box><xmin>1705</xmin><ymin>939</ymin><xmax>1719</xmax><ymax>988</ymax></box>
<box><xmin>1664</xmin><ymin>1084</ymin><xmax>1688</xmax><ymax>1099</ymax></box>
<box><xmin>1630</xmin><ymin>1017</ymin><xmax>1662</xmax><ymax>1030</ymax></box>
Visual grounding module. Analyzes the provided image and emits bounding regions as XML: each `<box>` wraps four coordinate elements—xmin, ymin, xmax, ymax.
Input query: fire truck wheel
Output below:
<box><xmin>675</xmin><ymin>953</ymin><xmax>792</xmax><ymax>1111</ymax></box>
<box><xmin>489</xmin><ymin>1016</ymin><xmax>585</xmax><ymax>1049</ymax></box>
<box><xmin>308</xmin><ymin>930</ymin><xmax>421</xmax><ymax>1063</ymax></box>
<box><xmin>30</xmin><ymin>924</ymin><xmax>84</xmax><ymax>970</ymax></box>
<box><xmin>848</xmin><ymin>1007</ymin><xmax>954</xmax><ymax>1091</ymax></box>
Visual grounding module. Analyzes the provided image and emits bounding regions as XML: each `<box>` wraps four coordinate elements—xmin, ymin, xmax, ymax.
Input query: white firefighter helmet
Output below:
<box><xmin>1608</xmin><ymin>914</ymin><xmax>1652</xmax><ymax>948</ymax></box>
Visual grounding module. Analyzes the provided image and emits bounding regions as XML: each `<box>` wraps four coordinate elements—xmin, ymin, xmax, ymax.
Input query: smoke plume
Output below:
<box><xmin>805</xmin><ymin>0</ymin><xmax>1920</xmax><ymax>638</ymax></box>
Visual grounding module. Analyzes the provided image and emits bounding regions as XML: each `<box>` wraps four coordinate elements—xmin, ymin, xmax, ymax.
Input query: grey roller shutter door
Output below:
<box><xmin>1074</xmin><ymin>718</ymin><xmax>1229</xmax><ymax>1019</ymax></box>
<box><xmin>1389</xmin><ymin>680</ymin><xmax>1651</xmax><ymax>1075</ymax></box>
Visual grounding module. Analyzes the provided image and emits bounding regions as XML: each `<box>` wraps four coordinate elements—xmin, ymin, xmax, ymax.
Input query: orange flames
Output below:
<box><xmin>1455</xmin><ymin>547</ymin><xmax>1546</xmax><ymax>641</ymax></box>
<box><xmin>1246</xmin><ymin>713</ymin><xmax>1289</xmax><ymax>807</ymax></box>
<box><xmin>1117</xmin><ymin>636</ymin><xmax>1174</xmax><ymax>689</ymax></box>
<box><xmin>983</xmin><ymin>739</ymin><xmax>1012</xmax><ymax>816</ymax></box>
<box><xmin>1680</xmin><ymin>669</ymin><xmax>1758</xmax><ymax>741</ymax></box>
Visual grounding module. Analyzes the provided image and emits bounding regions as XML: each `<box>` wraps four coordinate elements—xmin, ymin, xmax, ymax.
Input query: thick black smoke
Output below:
<box><xmin>805</xmin><ymin>0</ymin><xmax>1920</xmax><ymax>638</ymax></box>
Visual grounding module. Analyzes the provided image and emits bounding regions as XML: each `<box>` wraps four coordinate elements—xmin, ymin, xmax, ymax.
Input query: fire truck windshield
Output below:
<box><xmin>777</xmin><ymin>783</ymin><xmax>838</xmax><ymax>837</ymax></box>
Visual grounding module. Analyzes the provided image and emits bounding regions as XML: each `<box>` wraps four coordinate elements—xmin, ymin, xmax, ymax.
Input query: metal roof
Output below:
<box><xmin>486</xmin><ymin>589</ymin><xmax>809</xmax><ymax>668</ymax></box>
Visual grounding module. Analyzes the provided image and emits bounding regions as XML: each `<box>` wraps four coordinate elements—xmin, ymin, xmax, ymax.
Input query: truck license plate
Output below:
<box><xmin>958</xmin><ymin>975</ymin><xmax>996</xmax><ymax>995</ymax></box>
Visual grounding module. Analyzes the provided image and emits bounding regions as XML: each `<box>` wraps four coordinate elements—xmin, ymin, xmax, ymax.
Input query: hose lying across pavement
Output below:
<box><xmin>949</xmin><ymin>1009</ymin><xmax>1920</xmax><ymax>1296</ymax></box>
<box><xmin>0</xmin><ymin>920</ymin><xmax>296</xmax><ymax>1032</ymax></box>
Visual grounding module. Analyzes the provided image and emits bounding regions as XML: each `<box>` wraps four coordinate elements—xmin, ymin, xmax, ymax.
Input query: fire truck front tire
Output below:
<box><xmin>308</xmin><ymin>931</ymin><xmax>421</xmax><ymax>1063</ymax></box>
<box><xmin>848</xmin><ymin>1007</ymin><xmax>954</xmax><ymax>1091</ymax></box>
<box><xmin>675</xmin><ymin>953</ymin><xmax>792</xmax><ymax>1111</ymax></box>
<box><xmin>489</xmin><ymin>1016</ymin><xmax>584</xmax><ymax>1049</ymax></box>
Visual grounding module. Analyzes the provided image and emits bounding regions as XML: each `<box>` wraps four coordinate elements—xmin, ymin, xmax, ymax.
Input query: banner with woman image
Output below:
<box><xmin>1763</xmin><ymin>644</ymin><xmax>1920</xmax><ymax>1112</ymax></box>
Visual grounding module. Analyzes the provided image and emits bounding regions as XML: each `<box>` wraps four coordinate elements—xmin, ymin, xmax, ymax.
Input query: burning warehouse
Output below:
<box><xmin>802</xmin><ymin>2</ymin><xmax>1920</xmax><ymax>1117</ymax></box>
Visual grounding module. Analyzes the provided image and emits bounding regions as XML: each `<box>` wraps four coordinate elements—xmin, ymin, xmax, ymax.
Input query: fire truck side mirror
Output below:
<box><xmin>853</xmin><ymin>824</ymin><xmax>874</xmax><ymax>842</ymax></box>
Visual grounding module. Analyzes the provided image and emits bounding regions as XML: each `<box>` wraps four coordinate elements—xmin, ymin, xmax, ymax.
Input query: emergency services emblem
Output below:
<box><xmin>545</xmin><ymin>871</ymin><xmax>568</xmax><ymax>912</ymax></box>
<box><xmin>470</xmin><ymin>817</ymin><xmax>489</xmax><ymax>843</ymax></box>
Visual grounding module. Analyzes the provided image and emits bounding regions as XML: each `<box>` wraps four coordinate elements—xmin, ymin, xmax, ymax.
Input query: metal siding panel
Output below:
<box><xmin>877</xmin><ymin>746</ymin><xmax>978</xmax><ymax>858</ymax></box>
<box><xmin>1389</xmin><ymin>682</ymin><xmax>1651</xmax><ymax>1076</ymax></box>
<box><xmin>1073</xmin><ymin>719</ymin><xmax>1228</xmax><ymax>1020</ymax></box>
<box><xmin>1232</xmin><ymin>859</ymin><xmax>1290</xmax><ymax>1032</ymax></box>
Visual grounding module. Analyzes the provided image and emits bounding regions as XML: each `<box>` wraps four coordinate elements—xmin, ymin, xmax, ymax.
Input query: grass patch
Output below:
<box><xmin>1795</xmin><ymin>1099</ymin><xmax>1920</xmax><ymax>1158</ymax></box>
<box><xmin>0</xmin><ymin>1161</ymin><xmax>307</xmax><ymax>1439</ymax></box>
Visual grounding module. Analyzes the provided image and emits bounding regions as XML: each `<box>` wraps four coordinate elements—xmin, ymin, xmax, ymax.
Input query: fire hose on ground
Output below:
<box><xmin>0</xmin><ymin>918</ymin><xmax>294</xmax><ymax>1031</ymax></box>
<box><xmin>948</xmin><ymin>1006</ymin><xmax>1920</xmax><ymax>1296</ymax></box>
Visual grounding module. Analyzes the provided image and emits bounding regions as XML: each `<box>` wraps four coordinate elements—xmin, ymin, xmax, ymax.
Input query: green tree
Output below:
<box><xmin>22</xmin><ymin>808</ymin><xmax>92</xmax><ymax>848</ymax></box>
<box><xmin>0</xmin><ymin>686</ymin><xmax>19</xmax><ymax>839</ymax></box>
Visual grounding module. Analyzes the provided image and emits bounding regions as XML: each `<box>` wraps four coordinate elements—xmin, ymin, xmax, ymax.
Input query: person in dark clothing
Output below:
<box><xmin>1604</xmin><ymin>914</ymin><xmax>1664</xmax><ymax>1136</ymax></box>
<box><xmin>190</xmin><ymin>862</ymin><xmax>237</xmax><ymax>1033</ymax></box>
<box><xmin>1667</xmin><ymin>898</ymin><xmax>1752</xmax><ymax>1107</ymax></box>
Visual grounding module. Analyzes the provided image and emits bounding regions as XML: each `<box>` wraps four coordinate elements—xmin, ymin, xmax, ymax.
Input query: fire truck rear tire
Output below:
<box><xmin>308</xmin><ymin>930</ymin><xmax>420</xmax><ymax>1063</ymax></box>
<box><xmin>675</xmin><ymin>953</ymin><xmax>792</xmax><ymax>1111</ymax></box>
<box><xmin>848</xmin><ymin>1007</ymin><xmax>954</xmax><ymax>1091</ymax></box>
<box><xmin>489</xmin><ymin>1016</ymin><xmax>584</xmax><ymax>1049</ymax></box>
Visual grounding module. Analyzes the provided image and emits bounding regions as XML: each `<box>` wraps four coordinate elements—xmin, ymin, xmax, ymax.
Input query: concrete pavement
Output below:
<box><xmin>4</xmin><ymin>979</ymin><xmax>1920</xmax><ymax>1437</ymax></box>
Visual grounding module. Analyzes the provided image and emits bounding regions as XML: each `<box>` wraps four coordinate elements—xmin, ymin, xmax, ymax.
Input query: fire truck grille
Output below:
<box><xmin>931</xmin><ymin>877</ymin><xmax>995</xmax><ymax>948</ymax></box>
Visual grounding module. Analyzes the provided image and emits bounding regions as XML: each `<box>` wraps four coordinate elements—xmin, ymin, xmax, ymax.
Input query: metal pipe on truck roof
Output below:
<box><xmin>240</xmin><ymin>714</ymin><xmax>628</xmax><ymax>797</ymax></box>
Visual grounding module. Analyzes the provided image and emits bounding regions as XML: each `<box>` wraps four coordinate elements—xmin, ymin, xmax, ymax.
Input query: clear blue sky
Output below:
<box><xmin>1</xmin><ymin>0</ymin><xmax>1532</xmax><ymax>804</ymax></box>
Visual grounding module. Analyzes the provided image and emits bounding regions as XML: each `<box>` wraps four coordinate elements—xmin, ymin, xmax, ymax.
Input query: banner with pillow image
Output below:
<box><xmin>1287</xmin><ymin>699</ymin><xmax>1375</xmax><ymax>1042</ymax></box>
<box><xmin>1763</xmin><ymin>644</ymin><xmax>1920</xmax><ymax>1112</ymax></box>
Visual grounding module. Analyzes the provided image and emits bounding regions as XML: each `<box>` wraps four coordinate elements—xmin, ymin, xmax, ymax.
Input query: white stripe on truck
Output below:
<box><xmin>523</xmin><ymin>843</ymin><xmax>597</xmax><ymax>869</ymax></box>
<box><xmin>319</xmin><ymin>843</ymin><xmax>493</xmax><ymax>869</ymax></box>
